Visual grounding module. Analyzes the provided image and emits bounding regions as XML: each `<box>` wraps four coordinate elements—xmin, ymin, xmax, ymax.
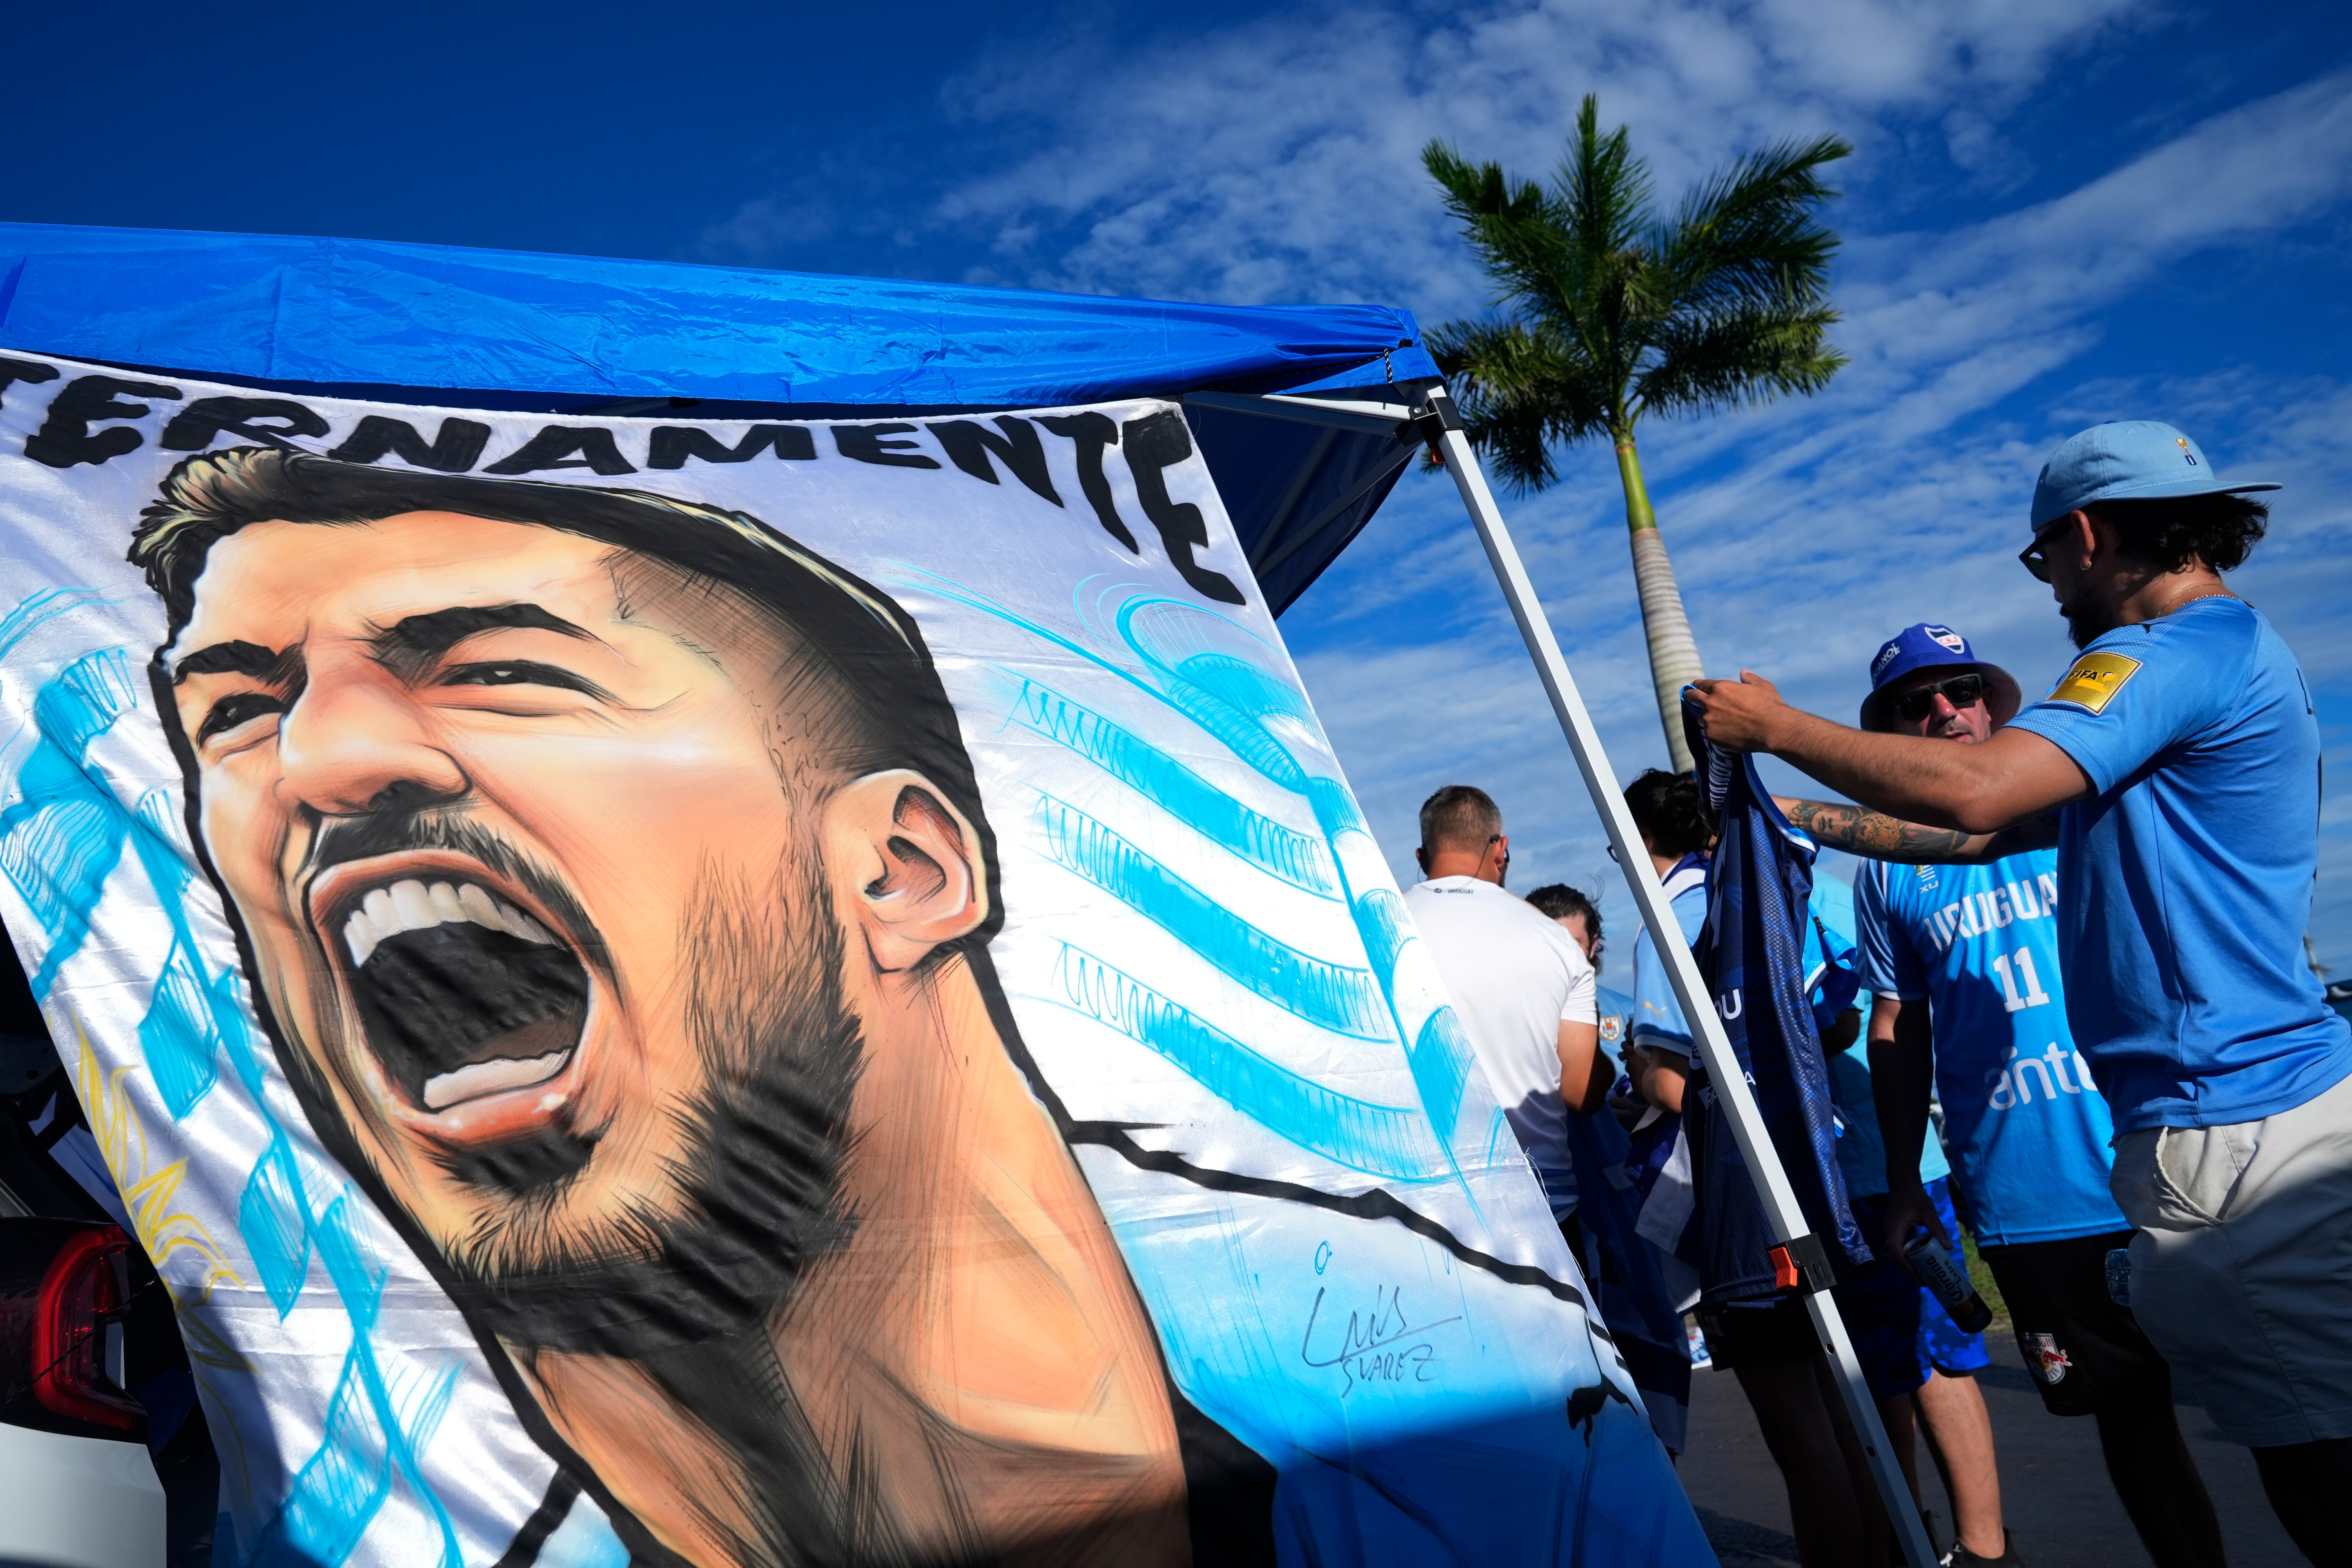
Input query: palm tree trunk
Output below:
<box><xmin>1614</xmin><ymin>433</ymin><xmax>1705</xmax><ymax>773</ymax></box>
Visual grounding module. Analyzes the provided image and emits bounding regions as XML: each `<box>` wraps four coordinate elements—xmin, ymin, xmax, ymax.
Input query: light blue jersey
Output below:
<box><xmin>1596</xmin><ymin>982</ymin><xmax>1634</xmax><ymax>1076</ymax></box>
<box><xmin>2009</xmin><ymin>599</ymin><xmax>2352</xmax><ymax>1131</ymax></box>
<box><xmin>1812</xmin><ymin>876</ymin><xmax>1947</xmax><ymax>1202</ymax></box>
<box><xmin>1854</xmin><ymin>853</ymin><xmax>2126</xmax><ymax>1245</ymax></box>
<box><xmin>1630</xmin><ymin>859</ymin><xmax>1708</xmax><ymax>1058</ymax></box>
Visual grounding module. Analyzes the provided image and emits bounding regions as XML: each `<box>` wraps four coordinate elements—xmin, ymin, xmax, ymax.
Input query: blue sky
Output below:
<box><xmin>9</xmin><ymin>0</ymin><xmax>2351</xmax><ymax>976</ymax></box>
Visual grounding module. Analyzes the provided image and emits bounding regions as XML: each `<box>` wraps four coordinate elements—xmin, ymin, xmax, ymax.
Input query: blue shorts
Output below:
<box><xmin>1835</xmin><ymin>1178</ymin><xmax>1991</xmax><ymax>1399</ymax></box>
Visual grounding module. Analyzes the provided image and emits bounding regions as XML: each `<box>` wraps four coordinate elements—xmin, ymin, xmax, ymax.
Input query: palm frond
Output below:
<box><xmin>1557</xmin><ymin>96</ymin><xmax>1655</xmax><ymax>260</ymax></box>
<box><xmin>1426</xmin><ymin>319</ymin><xmax>1612</xmax><ymax>493</ymax></box>
<box><xmin>1421</xmin><ymin>98</ymin><xmax>1848</xmax><ymax>485</ymax></box>
<box><xmin>1655</xmin><ymin>133</ymin><xmax>1850</xmax><ymax>314</ymax></box>
<box><xmin>1422</xmin><ymin>140</ymin><xmax>1572</xmax><ymax>312</ymax></box>
<box><xmin>1632</xmin><ymin>303</ymin><xmax>1847</xmax><ymax>420</ymax></box>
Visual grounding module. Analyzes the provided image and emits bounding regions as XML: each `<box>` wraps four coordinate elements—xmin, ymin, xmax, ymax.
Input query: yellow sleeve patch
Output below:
<box><xmin>2046</xmin><ymin>652</ymin><xmax>2142</xmax><ymax>714</ymax></box>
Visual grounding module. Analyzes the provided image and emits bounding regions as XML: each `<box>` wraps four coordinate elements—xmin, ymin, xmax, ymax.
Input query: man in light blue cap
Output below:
<box><xmin>1689</xmin><ymin>421</ymin><xmax>2351</xmax><ymax>1562</ymax></box>
<box><xmin>1788</xmin><ymin>621</ymin><xmax>2225</xmax><ymax>1568</ymax></box>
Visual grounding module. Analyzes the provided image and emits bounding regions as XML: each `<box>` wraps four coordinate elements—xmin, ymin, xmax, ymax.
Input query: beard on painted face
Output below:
<box><xmin>299</xmin><ymin>801</ymin><xmax>867</xmax><ymax>1356</ymax></box>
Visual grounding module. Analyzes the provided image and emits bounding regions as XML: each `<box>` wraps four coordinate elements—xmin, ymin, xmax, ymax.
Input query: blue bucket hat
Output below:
<box><xmin>1860</xmin><ymin>624</ymin><xmax>2021</xmax><ymax>733</ymax></box>
<box><xmin>2029</xmin><ymin>420</ymin><xmax>2280</xmax><ymax>534</ymax></box>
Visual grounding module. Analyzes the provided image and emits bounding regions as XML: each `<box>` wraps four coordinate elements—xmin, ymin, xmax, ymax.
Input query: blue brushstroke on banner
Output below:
<box><xmin>1038</xmin><ymin>796</ymin><xmax>1391</xmax><ymax>1040</ymax></box>
<box><xmin>901</xmin><ymin>570</ymin><xmax>1483</xmax><ymax>1209</ymax></box>
<box><xmin>1007</xmin><ymin>677</ymin><xmax>1338</xmax><ymax>896</ymax></box>
<box><xmin>0</xmin><ymin>603</ymin><xmax>469</xmax><ymax>1568</ymax></box>
<box><xmin>1055</xmin><ymin>945</ymin><xmax>1454</xmax><ymax>1180</ymax></box>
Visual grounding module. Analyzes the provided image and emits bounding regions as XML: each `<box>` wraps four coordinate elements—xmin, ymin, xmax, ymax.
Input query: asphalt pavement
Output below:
<box><xmin>1679</xmin><ymin>1338</ymin><xmax>2301</xmax><ymax>1566</ymax></box>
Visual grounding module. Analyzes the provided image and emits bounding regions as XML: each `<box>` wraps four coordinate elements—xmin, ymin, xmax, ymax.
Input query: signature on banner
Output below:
<box><xmin>1299</xmin><ymin>1285</ymin><xmax>1463</xmax><ymax>1397</ymax></box>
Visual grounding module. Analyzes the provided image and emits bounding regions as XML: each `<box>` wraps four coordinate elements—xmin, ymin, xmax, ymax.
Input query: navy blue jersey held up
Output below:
<box><xmin>1680</xmin><ymin>699</ymin><xmax>1872</xmax><ymax>1302</ymax></box>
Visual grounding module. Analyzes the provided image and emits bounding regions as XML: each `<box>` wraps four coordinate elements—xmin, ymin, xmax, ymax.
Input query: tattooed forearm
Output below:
<box><xmin>1779</xmin><ymin>799</ymin><xmax>1977</xmax><ymax>860</ymax></box>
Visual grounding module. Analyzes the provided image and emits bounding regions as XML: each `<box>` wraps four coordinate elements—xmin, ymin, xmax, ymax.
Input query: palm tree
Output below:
<box><xmin>1424</xmin><ymin>98</ymin><xmax>1850</xmax><ymax>771</ymax></box>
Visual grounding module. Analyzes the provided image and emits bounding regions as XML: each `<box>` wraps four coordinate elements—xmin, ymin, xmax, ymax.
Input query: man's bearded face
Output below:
<box><xmin>167</xmin><ymin>513</ymin><xmax>864</xmax><ymax>1336</ymax></box>
<box><xmin>2061</xmin><ymin>580</ymin><xmax>2117</xmax><ymax>650</ymax></box>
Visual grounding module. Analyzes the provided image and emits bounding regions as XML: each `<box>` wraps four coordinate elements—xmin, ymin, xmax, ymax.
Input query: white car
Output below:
<box><xmin>0</xmin><ymin>1420</ymin><xmax>165</xmax><ymax>1568</ymax></box>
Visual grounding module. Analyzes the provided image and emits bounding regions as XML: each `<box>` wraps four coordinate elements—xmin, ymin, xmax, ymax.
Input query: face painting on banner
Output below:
<box><xmin>0</xmin><ymin>354</ymin><xmax>1706</xmax><ymax>1567</ymax></box>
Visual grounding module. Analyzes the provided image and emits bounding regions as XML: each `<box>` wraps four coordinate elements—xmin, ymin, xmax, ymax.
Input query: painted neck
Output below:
<box><xmin>782</xmin><ymin>954</ymin><xmax>1185</xmax><ymax>1560</ymax></box>
<box><xmin>511</xmin><ymin>956</ymin><xmax>1187</xmax><ymax>1566</ymax></box>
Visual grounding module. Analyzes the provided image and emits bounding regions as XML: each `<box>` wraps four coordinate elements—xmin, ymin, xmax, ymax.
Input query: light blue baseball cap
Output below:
<box><xmin>2029</xmin><ymin>420</ymin><xmax>2279</xmax><ymax>534</ymax></box>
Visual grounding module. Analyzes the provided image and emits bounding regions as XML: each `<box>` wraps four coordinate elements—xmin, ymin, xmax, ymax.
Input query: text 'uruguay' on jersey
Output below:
<box><xmin>1911</xmin><ymin>864</ymin><xmax>2063</xmax><ymax>1020</ymax></box>
<box><xmin>1908</xmin><ymin>864</ymin><xmax>2078</xmax><ymax>1106</ymax></box>
<box><xmin>1917</xmin><ymin>866</ymin><xmax>2061</xmax><ymax>955</ymax></box>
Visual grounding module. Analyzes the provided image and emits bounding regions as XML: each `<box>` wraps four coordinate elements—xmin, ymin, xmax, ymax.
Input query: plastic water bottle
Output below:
<box><xmin>1903</xmin><ymin>1229</ymin><xmax>1993</xmax><ymax>1333</ymax></box>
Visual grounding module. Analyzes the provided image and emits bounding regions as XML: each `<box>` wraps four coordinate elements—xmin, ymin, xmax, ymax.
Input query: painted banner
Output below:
<box><xmin>0</xmin><ymin>353</ymin><xmax>1708</xmax><ymax>1566</ymax></box>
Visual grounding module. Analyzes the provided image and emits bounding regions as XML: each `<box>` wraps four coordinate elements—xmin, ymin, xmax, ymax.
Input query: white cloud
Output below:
<box><xmin>687</xmin><ymin>0</ymin><xmax>2352</xmax><ymax>965</ymax></box>
<box><xmin>918</xmin><ymin>0</ymin><xmax>2147</xmax><ymax>311</ymax></box>
<box><xmin>1269</xmin><ymin>62</ymin><xmax>2352</xmax><ymax>962</ymax></box>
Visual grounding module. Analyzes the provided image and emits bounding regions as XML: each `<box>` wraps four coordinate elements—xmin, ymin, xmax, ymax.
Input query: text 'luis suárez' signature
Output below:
<box><xmin>1299</xmin><ymin>1286</ymin><xmax>1463</xmax><ymax>1397</ymax></box>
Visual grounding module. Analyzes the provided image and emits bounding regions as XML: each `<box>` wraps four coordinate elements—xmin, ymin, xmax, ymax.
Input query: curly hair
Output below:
<box><xmin>2088</xmin><ymin>492</ymin><xmax>2270</xmax><ymax>573</ymax></box>
<box><xmin>1623</xmin><ymin>768</ymin><xmax>1713</xmax><ymax>858</ymax></box>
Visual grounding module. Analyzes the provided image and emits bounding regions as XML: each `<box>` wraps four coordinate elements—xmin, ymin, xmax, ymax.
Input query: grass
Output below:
<box><xmin>1962</xmin><ymin>1233</ymin><xmax>2011</xmax><ymax>1337</ymax></box>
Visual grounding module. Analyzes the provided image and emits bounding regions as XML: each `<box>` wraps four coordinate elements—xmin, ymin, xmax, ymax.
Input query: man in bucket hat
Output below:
<box><xmin>1690</xmin><ymin>422</ymin><xmax>2351</xmax><ymax>1561</ymax></box>
<box><xmin>1786</xmin><ymin>622</ymin><xmax>2224</xmax><ymax>1568</ymax></box>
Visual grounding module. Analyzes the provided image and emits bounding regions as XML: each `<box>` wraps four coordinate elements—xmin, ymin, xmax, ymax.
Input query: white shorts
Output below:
<box><xmin>2111</xmin><ymin>1066</ymin><xmax>2352</xmax><ymax>1447</ymax></box>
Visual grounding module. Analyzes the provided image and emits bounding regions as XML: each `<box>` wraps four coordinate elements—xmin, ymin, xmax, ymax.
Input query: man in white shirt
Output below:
<box><xmin>1403</xmin><ymin>786</ymin><xmax>1610</xmax><ymax>1232</ymax></box>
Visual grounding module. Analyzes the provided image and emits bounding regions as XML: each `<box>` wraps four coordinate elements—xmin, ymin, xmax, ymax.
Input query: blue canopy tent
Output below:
<box><xmin>0</xmin><ymin>223</ymin><xmax>1433</xmax><ymax>615</ymax></box>
<box><xmin>0</xmin><ymin>221</ymin><xmax>1937</xmax><ymax>1565</ymax></box>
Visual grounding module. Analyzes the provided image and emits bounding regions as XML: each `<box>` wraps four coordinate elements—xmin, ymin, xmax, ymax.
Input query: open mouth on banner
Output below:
<box><xmin>309</xmin><ymin>851</ymin><xmax>596</xmax><ymax>1138</ymax></box>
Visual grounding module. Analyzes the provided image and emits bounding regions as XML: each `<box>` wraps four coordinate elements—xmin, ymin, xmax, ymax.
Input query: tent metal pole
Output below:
<box><xmin>1417</xmin><ymin>389</ymin><xmax>1937</xmax><ymax>1568</ymax></box>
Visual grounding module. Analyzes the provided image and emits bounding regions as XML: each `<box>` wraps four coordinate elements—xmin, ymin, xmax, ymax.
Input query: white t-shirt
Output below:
<box><xmin>1403</xmin><ymin>876</ymin><xmax>1598</xmax><ymax>1218</ymax></box>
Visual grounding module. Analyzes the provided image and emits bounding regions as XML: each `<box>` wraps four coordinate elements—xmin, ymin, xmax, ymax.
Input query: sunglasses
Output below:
<box><xmin>2017</xmin><ymin>515</ymin><xmax>2070</xmax><ymax>583</ymax></box>
<box><xmin>1893</xmin><ymin>672</ymin><xmax>1987</xmax><ymax>722</ymax></box>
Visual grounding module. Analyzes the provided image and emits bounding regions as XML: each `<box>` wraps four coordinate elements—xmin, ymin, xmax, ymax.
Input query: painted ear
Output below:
<box><xmin>827</xmin><ymin>770</ymin><xmax>990</xmax><ymax>973</ymax></box>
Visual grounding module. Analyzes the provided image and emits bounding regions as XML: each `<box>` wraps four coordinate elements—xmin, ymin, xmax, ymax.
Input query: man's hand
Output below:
<box><xmin>1686</xmin><ymin>671</ymin><xmax>1792</xmax><ymax>754</ymax></box>
<box><xmin>1693</xmin><ymin>671</ymin><xmax>2092</xmax><ymax>833</ymax></box>
<box><xmin>1881</xmin><ymin>1181</ymin><xmax>1948</xmax><ymax>1272</ymax></box>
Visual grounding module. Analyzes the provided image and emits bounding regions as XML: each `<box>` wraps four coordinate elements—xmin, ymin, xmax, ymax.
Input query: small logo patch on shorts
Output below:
<box><xmin>2023</xmin><ymin>1333</ymin><xmax>2073</xmax><ymax>1385</ymax></box>
<box><xmin>2046</xmin><ymin>652</ymin><xmax>2141</xmax><ymax>714</ymax></box>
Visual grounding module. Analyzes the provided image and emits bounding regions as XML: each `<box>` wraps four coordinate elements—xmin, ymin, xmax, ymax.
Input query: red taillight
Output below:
<box><xmin>30</xmin><ymin>1225</ymin><xmax>139</xmax><ymax>1431</ymax></box>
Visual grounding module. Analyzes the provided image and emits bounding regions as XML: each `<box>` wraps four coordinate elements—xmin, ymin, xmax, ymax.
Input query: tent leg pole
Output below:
<box><xmin>1421</xmin><ymin>400</ymin><xmax>1937</xmax><ymax>1568</ymax></box>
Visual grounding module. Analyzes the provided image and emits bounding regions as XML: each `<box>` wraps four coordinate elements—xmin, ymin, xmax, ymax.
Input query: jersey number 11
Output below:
<box><xmin>1991</xmin><ymin>947</ymin><xmax>2052</xmax><ymax>1013</ymax></box>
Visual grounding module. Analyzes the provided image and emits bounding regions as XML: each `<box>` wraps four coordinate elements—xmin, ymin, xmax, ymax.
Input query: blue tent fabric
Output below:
<box><xmin>1679</xmin><ymin>699</ymin><xmax>1873</xmax><ymax>1303</ymax></box>
<box><xmin>0</xmin><ymin>224</ymin><xmax>1438</xmax><ymax>407</ymax></box>
<box><xmin>0</xmin><ymin>223</ymin><xmax>1432</xmax><ymax>615</ymax></box>
<box><xmin>1183</xmin><ymin>398</ymin><xmax>1417</xmax><ymax>613</ymax></box>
